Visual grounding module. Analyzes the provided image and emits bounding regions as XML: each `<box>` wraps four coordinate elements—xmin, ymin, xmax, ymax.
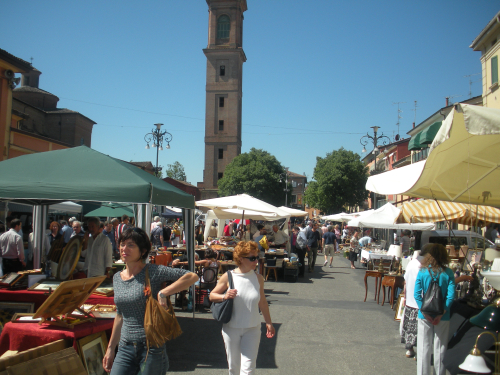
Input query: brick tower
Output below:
<box><xmin>199</xmin><ymin>0</ymin><xmax>247</xmax><ymax>199</ymax></box>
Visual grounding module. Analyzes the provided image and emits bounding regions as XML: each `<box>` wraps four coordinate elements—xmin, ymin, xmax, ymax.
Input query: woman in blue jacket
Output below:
<box><xmin>414</xmin><ymin>243</ymin><xmax>455</xmax><ymax>375</ymax></box>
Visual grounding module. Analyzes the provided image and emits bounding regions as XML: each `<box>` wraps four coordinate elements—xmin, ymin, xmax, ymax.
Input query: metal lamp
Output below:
<box><xmin>458</xmin><ymin>331</ymin><xmax>498</xmax><ymax>374</ymax></box>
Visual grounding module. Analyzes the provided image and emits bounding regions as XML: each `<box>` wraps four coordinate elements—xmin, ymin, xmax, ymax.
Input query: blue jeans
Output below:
<box><xmin>110</xmin><ymin>341</ymin><xmax>168</xmax><ymax>375</ymax></box>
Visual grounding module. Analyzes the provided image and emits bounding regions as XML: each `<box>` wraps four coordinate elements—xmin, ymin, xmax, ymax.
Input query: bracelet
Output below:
<box><xmin>222</xmin><ymin>293</ymin><xmax>226</xmax><ymax>301</ymax></box>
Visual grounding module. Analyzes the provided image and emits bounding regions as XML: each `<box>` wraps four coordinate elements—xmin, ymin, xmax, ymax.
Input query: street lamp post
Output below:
<box><xmin>144</xmin><ymin>123</ymin><xmax>173</xmax><ymax>178</ymax></box>
<box><xmin>360</xmin><ymin>126</ymin><xmax>391</xmax><ymax>209</ymax></box>
<box><xmin>279</xmin><ymin>167</ymin><xmax>290</xmax><ymax>207</ymax></box>
<box><xmin>360</xmin><ymin>126</ymin><xmax>391</xmax><ymax>174</ymax></box>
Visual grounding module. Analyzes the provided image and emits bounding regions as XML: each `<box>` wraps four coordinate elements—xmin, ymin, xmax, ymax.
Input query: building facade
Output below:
<box><xmin>470</xmin><ymin>11</ymin><xmax>500</xmax><ymax>109</ymax></box>
<box><xmin>199</xmin><ymin>0</ymin><xmax>247</xmax><ymax>199</ymax></box>
<box><xmin>287</xmin><ymin>171</ymin><xmax>307</xmax><ymax>210</ymax></box>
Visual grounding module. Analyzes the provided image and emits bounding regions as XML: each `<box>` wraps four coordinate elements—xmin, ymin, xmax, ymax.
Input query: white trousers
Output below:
<box><xmin>417</xmin><ymin>318</ymin><xmax>450</xmax><ymax>375</ymax></box>
<box><xmin>222</xmin><ymin>325</ymin><xmax>261</xmax><ymax>375</ymax></box>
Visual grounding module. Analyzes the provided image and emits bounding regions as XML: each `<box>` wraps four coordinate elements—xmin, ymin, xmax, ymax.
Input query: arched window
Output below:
<box><xmin>217</xmin><ymin>15</ymin><xmax>230</xmax><ymax>39</ymax></box>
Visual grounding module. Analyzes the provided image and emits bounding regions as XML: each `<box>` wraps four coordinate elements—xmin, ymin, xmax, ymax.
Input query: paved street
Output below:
<box><xmin>168</xmin><ymin>255</ymin><xmax>416</xmax><ymax>375</ymax></box>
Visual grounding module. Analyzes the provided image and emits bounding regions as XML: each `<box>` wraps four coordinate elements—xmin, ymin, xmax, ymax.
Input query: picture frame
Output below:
<box><xmin>11</xmin><ymin>313</ymin><xmax>41</xmax><ymax>323</ymax></box>
<box><xmin>0</xmin><ymin>273</ymin><xmax>22</xmax><ymax>286</ymax></box>
<box><xmin>28</xmin><ymin>280</ymin><xmax>63</xmax><ymax>292</ymax></box>
<box><xmin>77</xmin><ymin>332</ymin><xmax>108</xmax><ymax>375</ymax></box>
<box><xmin>464</xmin><ymin>249</ymin><xmax>484</xmax><ymax>271</ymax></box>
<box><xmin>394</xmin><ymin>293</ymin><xmax>405</xmax><ymax>321</ymax></box>
<box><xmin>0</xmin><ymin>302</ymin><xmax>35</xmax><ymax>327</ymax></box>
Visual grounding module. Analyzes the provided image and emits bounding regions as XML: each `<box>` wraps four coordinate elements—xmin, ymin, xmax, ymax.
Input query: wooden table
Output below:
<box><xmin>219</xmin><ymin>261</ymin><xmax>238</xmax><ymax>273</ymax></box>
<box><xmin>379</xmin><ymin>275</ymin><xmax>405</xmax><ymax>309</ymax></box>
<box><xmin>364</xmin><ymin>270</ymin><xmax>384</xmax><ymax>303</ymax></box>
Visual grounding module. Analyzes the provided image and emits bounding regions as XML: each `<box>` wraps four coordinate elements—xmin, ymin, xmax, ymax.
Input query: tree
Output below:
<box><xmin>165</xmin><ymin>161</ymin><xmax>186</xmax><ymax>181</ymax></box>
<box><xmin>305</xmin><ymin>148</ymin><xmax>368</xmax><ymax>214</ymax></box>
<box><xmin>218</xmin><ymin>148</ymin><xmax>288</xmax><ymax>207</ymax></box>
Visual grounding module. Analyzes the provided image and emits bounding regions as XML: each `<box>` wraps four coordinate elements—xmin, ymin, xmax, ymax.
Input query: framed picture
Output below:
<box><xmin>0</xmin><ymin>272</ymin><xmax>21</xmax><ymax>286</ymax></box>
<box><xmin>28</xmin><ymin>280</ymin><xmax>63</xmax><ymax>291</ymax></box>
<box><xmin>77</xmin><ymin>332</ymin><xmax>108</xmax><ymax>375</ymax></box>
<box><xmin>0</xmin><ymin>302</ymin><xmax>35</xmax><ymax>327</ymax></box>
<box><xmin>394</xmin><ymin>293</ymin><xmax>405</xmax><ymax>321</ymax></box>
<box><xmin>464</xmin><ymin>249</ymin><xmax>484</xmax><ymax>271</ymax></box>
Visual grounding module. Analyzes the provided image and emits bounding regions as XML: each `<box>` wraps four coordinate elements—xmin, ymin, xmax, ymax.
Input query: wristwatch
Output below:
<box><xmin>159</xmin><ymin>292</ymin><xmax>166</xmax><ymax>299</ymax></box>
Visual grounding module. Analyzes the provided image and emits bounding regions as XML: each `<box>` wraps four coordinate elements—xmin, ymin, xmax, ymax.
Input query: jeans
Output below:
<box><xmin>307</xmin><ymin>247</ymin><xmax>318</xmax><ymax>272</ymax></box>
<box><xmin>110</xmin><ymin>341</ymin><xmax>168</xmax><ymax>375</ymax></box>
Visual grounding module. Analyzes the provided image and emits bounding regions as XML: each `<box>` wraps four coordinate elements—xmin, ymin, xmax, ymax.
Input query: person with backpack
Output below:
<box><xmin>414</xmin><ymin>243</ymin><xmax>455</xmax><ymax>375</ymax></box>
<box><xmin>150</xmin><ymin>222</ymin><xmax>164</xmax><ymax>249</ymax></box>
<box><xmin>293</xmin><ymin>226</ymin><xmax>307</xmax><ymax>277</ymax></box>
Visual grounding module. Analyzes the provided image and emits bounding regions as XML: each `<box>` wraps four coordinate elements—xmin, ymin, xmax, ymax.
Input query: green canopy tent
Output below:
<box><xmin>0</xmin><ymin>146</ymin><xmax>194</xmax><ymax>208</ymax></box>
<box><xmin>0</xmin><ymin>146</ymin><xmax>195</xmax><ymax>270</ymax></box>
<box><xmin>84</xmin><ymin>203</ymin><xmax>134</xmax><ymax>218</ymax></box>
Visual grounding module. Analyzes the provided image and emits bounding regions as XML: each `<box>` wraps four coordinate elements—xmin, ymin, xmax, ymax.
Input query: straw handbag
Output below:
<box><xmin>143</xmin><ymin>266</ymin><xmax>182</xmax><ymax>348</ymax></box>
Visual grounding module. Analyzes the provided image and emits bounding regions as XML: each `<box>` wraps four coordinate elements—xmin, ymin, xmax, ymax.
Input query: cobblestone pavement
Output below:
<box><xmin>167</xmin><ymin>254</ymin><xmax>416</xmax><ymax>374</ymax></box>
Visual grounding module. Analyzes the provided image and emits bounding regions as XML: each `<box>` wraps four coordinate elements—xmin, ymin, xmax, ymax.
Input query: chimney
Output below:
<box><xmin>412</xmin><ymin>122</ymin><xmax>415</xmax><ymax>129</ymax></box>
<box><xmin>445</xmin><ymin>97</ymin><xmax>449</xmax><ymax>107</ymax></box>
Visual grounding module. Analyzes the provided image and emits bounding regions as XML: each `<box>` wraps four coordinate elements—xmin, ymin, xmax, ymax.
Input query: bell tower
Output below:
<box><xmin>200</xmin><ymin>0</ymin><xmax>247</xmax><ymax>199</ymax></box>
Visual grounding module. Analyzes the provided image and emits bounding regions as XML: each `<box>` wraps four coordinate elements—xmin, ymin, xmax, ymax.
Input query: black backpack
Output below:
<box><xmin>420</xmin><ymin>268</ymin><xmax>444</xmax><ymax>315</ymax></box>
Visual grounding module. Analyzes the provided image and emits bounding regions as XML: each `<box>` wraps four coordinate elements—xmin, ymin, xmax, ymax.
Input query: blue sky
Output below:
<box><xmin>3</xmin><ymin>1</ymin><xmax>498</xmax><ymax>185</ymax></box>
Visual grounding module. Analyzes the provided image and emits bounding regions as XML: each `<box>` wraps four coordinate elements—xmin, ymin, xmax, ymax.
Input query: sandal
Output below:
<box><xmin>405</xmin><ymin>350</ymin><xmax>415</xmax><ymax>358</ymax></box>
<box><xmin>351</xmin><ymin>266</ymin><xmax>356</xmax><ymax>269</ymax></box>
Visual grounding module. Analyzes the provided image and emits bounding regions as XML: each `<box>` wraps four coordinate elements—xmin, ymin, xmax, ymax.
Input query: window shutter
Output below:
<box><xmin>492</xmin><ymin>56</ymin><xmax>498</xmax><ymax>85</ymax></box>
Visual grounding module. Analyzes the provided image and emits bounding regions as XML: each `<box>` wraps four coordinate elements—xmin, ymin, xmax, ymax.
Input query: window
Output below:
<box><xmin>217</xmin><ymin>15</ymin><xmax>230</xmax><ymax>39</ymax></box>
<box><xmin>220</xmin><ymin>65</ymin><xmax>225</xmax><ymax>76</ymax></box>
<box><xmin>219</xmin><ymin>120</ymin><xmax>224</xmax><ymax>131</ymax></box>
<box><xmin>492</xmin><ymin>56</ymin><xmax>498</xmax><ymax>85</ymax></box>
<box><xmin>218</xmin><ymin>148</ymin><xmax>224</xmax><ymax>159</ymax></box>
<box><xmin>219</xmin><ymin>97</ymin><xmax>224</xmax><ymax>107</ymax></box>
<box><xmin>80</xmin><ymin>137</ymin><xmax>85</xmax><ymax>145</ymax></box>
<box><xmin>218</xmin><ymin>172</ymin><xmax>223</xmax><ymax>180</ymax></box>
<box><xmin>292</xmin><ymin>181</ymin><xmax>297</xmax><ymax>188</ymax></box>
<box><xmin>291</xmin><ymin>195</ymin><xmax>297</xmax><ymax>203</ymax></box>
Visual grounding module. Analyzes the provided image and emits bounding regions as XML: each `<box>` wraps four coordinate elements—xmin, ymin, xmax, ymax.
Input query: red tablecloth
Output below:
<box><xmin>0</xmin><ymin>289</ymin><xmax>114</xmax><ymax>310</ymax></box>
<box><xmin>0</xmin><ymin>319</ymin><xmax>114</xmax><ymax>355</ymax></box>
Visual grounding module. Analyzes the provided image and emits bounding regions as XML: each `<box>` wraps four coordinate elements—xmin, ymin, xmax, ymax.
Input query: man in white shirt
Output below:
<box><xmin>271</xmin><ymin>225</ymin><xmax>288</xmax><ymax>247</ymax></box>
<box><xmin>0</xmin><ymin>219</ymin><xmax>25</xmax><ymax>273</ymax></box>
<box><xmin>84</xmin><ymin>217</ymin><xmax>113</xmax><ymax>278</ymax></box>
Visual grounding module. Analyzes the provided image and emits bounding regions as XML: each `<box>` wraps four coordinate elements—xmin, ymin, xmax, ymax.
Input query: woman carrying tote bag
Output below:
<box><xmin>414</xmin><ymin>243</ymin><xmax>455</xmax><ymax>375</ymax></box>
<box><xmin>103</xmin><ymin>228</ymin><xmax>198</xmax><ymax>375</ymax></box>
<box><xmin>210</xmin><ymin>241</ymin><xmax>275</xmax><ymax>375</ymax></box>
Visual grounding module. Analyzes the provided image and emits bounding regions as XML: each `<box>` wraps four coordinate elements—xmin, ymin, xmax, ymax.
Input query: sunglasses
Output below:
<box><xmin>243</xmin><ymin>256</ymin><xmax>259</xmax><ymax>262</ymax></box>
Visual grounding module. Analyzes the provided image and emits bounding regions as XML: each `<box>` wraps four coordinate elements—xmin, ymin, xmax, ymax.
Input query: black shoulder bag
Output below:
<box><xmin>211</xmin><ymin>271</ymin><xmax>234</xmax><ymax>323</ymax></box>
<box><xmin>420</xmin><ymin>268</ymin><xmax>444</xmax><ymax>316</ymax></box>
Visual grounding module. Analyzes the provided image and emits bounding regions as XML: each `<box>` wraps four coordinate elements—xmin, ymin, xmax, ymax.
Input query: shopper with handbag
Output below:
<box><xmin>209</xmin><ymin>241</ymin><xmax>275</xmax><ymax>375</ymax></box>
<box><xmin>103</xmin><ymin>227</ymin><xmax>198</xmax><ymax>374</ymax></box>
<box><xmin>414</xmin><ymin>243</ymin><xmax>455</xmax><ymax>375</ymax></box>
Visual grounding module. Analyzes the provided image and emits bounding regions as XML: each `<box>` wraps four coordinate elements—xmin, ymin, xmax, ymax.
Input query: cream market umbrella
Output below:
<box><xmin>278</xmin><ymin>206</ymin><xmax>308</xmax><ymax>217</ymax></box>
<box><xmin>396</xmin><ymin>199</ymin><xmax>500</xmax><ymax>227</ymax></box>
<box><xmin>366</xmin><ymin>104</ymin><xmax>500</xmax><ymax>207</ymax></box>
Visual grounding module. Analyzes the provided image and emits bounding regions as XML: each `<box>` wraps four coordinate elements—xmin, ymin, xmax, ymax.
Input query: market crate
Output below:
<box><xmin>284</xmin><ymin>267</ymin><xmax>299</xmax><ymax>282</ymax></box>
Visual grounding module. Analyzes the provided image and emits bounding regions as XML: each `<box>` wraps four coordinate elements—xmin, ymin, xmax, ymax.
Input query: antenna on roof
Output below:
<box><xmin>410</xmin><ymin>100</ymin><xmax>418</xmax><ymax>124</ymax></box>
<box><xmin>463</xmin><ymin>73</ymin><xmax>481</xmax><ymax>98</ymax></box>
<box><xmin>30</xmin><ymin>57</ymin><xmax>34</xmax><ymax>66</ymax></box>
<box><xmin>393</xmin><ymin>102</ymin><xmax>405</xmax><ymax>140</ymax></box>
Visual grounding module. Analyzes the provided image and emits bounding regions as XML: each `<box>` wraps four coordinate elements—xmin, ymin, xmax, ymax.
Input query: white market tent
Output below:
<box><xmin>203</xmin><ymin>208</ymin><xmax>291</xmax><ymax>241</ymax></box>
<box><xmin>278</xmin><ymin>206</ymin><xmax>308</xmax><ymax>217</ymax></box>
<box><xmin>322</xmin><ymin>212</ymin><xmax>367</xmax><ymax>222</ymax></box>
<box><xmin>197</xmin><ymin>194</ymin><xmax>292</xmax><ymax>243</ymax></box>
<box><xmin>4</xmin><ymin>201</ymin><xmax>82</xmax><ymax>215</ymax></box>
<box><xmin>346</xmin><ymin>202</ymin><xmax>435</xmax><ymax>230</ymax></box>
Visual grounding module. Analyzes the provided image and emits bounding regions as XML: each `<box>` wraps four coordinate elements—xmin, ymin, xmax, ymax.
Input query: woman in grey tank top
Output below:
<box><xmin>102</xmin><ymin>228</ymin><xmax>198</xmax><ymax>375</ymax></box>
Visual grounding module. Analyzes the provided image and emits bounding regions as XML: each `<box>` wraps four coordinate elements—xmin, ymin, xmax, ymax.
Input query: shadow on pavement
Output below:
<box><xmin>167</xmin><ymin>317</ymin><xmax>280</xmax><ymax>372</ymax></box>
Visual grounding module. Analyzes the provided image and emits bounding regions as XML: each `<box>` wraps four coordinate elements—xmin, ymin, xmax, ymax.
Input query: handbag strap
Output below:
<box><xmin>427</xmin><ymin>267</ymin><xmax>440</xmax><ymax>281</ymax></box>
<box><xmin>227</xmin><ymin>270</ymin><xmax>234</xmax><ymax>289</ymax></box>
<box><xmin>144</xmin><ymin>265</ymin><xmax>152</xmax><ymax>299</ymax></box>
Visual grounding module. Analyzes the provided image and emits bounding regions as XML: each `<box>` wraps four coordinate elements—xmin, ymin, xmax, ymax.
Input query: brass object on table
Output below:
<box><xmin>377</xmin><ymin>260</ymin><xmax>384</xmax><ymax>273</ymax></box>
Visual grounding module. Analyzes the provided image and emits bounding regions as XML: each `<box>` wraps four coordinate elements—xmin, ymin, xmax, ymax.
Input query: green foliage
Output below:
<box><xmin>166</xmin><ymin>161</ymin><xmax>186</xmax><ymax>181</ymax></box>
<box><xmin>218</xmin><ymin>148</ymin><xmax>287</xmax><ymax>207</ymax></box>
<box><xmin>305</xmin><ymin>148</ymin><xmax>368</xmax><ymax>214</ymax></box>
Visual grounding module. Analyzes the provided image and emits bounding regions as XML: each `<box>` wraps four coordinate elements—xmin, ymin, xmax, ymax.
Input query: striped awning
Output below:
<box><xmin>396</xmin><ymin>199</ymin><xmax>500</xmax><ymax>226</ymax></box>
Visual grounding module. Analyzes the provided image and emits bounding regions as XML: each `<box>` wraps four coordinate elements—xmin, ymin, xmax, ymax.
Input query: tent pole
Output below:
<box><xmin>183</xmin><ymin>208</ymin><xmax>196</xmax><ymax>320</ymax></box>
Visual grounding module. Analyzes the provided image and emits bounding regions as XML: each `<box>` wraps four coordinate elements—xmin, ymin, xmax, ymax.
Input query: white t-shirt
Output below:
<box><xmin>404</xmin><ymin>255</ymin><xmax>424</xmax><ymax>309</ymax></box>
